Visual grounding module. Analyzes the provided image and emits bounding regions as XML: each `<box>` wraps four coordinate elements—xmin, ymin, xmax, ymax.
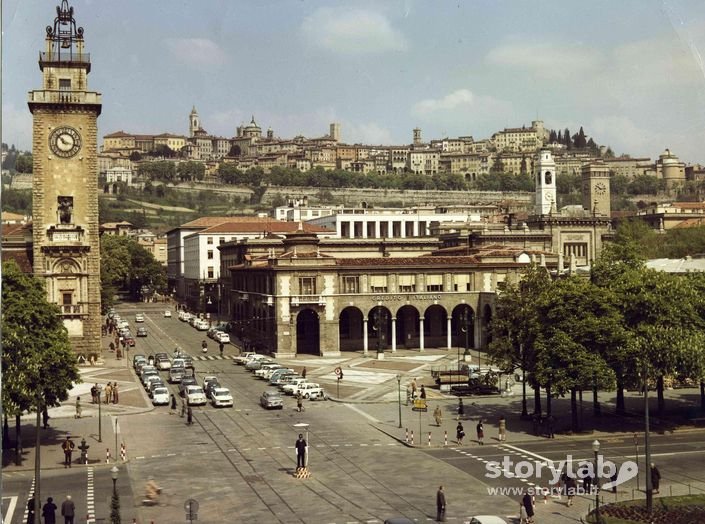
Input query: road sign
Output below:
<box><xmin>411</xmin><ymin>399</ymin><xmax>428</xmax><ymax>412</ymax></box>
<box><xmin>184</xmin><ymin>498</ymin><xmax>199</xmax><ymax>512</ymax></box>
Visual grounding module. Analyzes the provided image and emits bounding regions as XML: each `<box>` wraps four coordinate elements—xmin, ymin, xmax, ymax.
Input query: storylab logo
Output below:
<box><xmin>486</xmin><ymin>455</ymin><xmax>638</xmax><ymax>491</ymax></box>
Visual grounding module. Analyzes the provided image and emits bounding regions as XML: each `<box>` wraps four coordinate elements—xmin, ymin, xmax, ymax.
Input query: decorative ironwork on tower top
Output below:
<box><xmin>40</xmin><ymin>0</ymin><xmax>90</xmax><ymax>72</ymax></box>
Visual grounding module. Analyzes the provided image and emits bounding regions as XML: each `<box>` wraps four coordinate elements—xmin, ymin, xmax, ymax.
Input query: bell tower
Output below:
<box><xmin>581</xmin><ymin>160</ymin><xmax>611</xmax><ymax>216</ymax></box>
<box><xmin>28</xmin><ymin>0</ymin><xmax>102</xmax><ymax>356</ymax></box>
<box><xmin>189</xmin><ymin>106</ymin><xmax>200</xmax><ymax>137</ymax></box>
<box><xmin>535</xmin><ymin>148</ymin><xmax>556</xmax><ymax>215</ymax></box>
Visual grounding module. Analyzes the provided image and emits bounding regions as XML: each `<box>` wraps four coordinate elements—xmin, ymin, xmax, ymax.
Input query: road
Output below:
<box><xmin>4</xmin><ymin>304</ymin><xmax>705</xmax><ymax>524</ymax></box>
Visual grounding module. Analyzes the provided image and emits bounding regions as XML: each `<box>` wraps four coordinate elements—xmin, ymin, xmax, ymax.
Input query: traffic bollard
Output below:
<box><xmin>428</xmin><ymin>432</ymin><xmax>431</xmax><ymax>447</ymax></box>
<box><xmin>444</xmin><ymin>431</ymin><xmax>448</xmax><ymax>446</ymax></box>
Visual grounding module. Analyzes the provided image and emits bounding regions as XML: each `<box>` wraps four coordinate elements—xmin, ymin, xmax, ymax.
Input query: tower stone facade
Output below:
<box><xmin>581</xmin><ymin>160</ymin><xmax>611</xmax><ymax>216</ymax></box>
<box><xmin>29</xmin><ymin>0</ymin><xmax>102</xmax><ymax>355</ymax></box>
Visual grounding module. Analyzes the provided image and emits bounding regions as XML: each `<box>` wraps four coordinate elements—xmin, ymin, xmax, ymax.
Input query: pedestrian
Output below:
<box><xmin>565</xmin><ymin>475</ymin><xmax>577</xmax><ymax>507</ymax></box>
<box><xmin>521</xmin><ymin>491</ymin><xmax>535</xmax><ymax>524</ymax></box>
<box><xmin>181</xmin><ymin>397</ymin><xmax>186</xmax><ymax>417</ymax></box>
<box><xmin>201</xmin><ymin>339</ymin><xmax>208</xmax><ymax>353</ymax></box>
<box><xmin>74</xmin><ymin>397</ymin><xmax>81</xmax><ymax>419</ymax></box>
<box><xmin>90</xmin><ymin>384</ymin><xmax>97</xmax><ymax>404</ymax></box>
<box><xmin>583</xmin><ymin>472</ymin><xmax>593</xmax><ymax>494</ymax></box>
<box><xmin>420</xmin><ymin>385</ymin><xmax>426</xmax><ymax>400</ymax></box>
<box><xmin>170</xmin><ymin>394</ymin><xmax>177</xmax><ymax>415</ymax></box>
<box><xmin>112</xmin><ymin>383</ymin><xmax>119</xmax><ymax>404</ymax></box>
<box><xmin>497</xmin><ymin>415</ymin><xmax>506</xmax><ymax>442</ymax></box>
<box><xmin>27</xmin><ymin>496</ymin><xmax>36</xmax><ymax>524</ymax></box>
<box><xmin>546</xmin><ymin>414</ymin><xmax>555</xmax><ymax>438</ymax></box>
<box><xmin>406</xmin><ymin>385</ymin><xmax>411</xmax><ymax>405</ymax></box>
<box><xmin>456</xmin><ymin>422</ymin><xmax>465</xmax><ymax>445</ymax></box>
<box><xmin>436</xmin><ymin>485</ymin><xmax>446</xmax><ymax>522</ymax></box>
<box><xmin>61</xmin><ymin>436</ymin><xmax>75</xmax><ymax>468</ymax></box>
<box><xmin>104</xmin><ymin>382</ymin><xmax>112</xmax><ymax>404</ymax></box>
<box><xmin>42</xmin><ymin>406</ymin><xmax>50</xmax><ymax>429</ymax></box>
<box><xmin>187</xmin><ymin>406</ymin><xmax>193</xmax><ymax>425</ymax></box>
<box><xmin>611</xmin><ymin>472</ymin><xmax>618</xmax><ymax>493</ymax></box>
<box><xmin>301</xmin><ymin>366</ymin><xmax>307</xmax><ymax>379</ymax></box>
<box><xmin>219</xmin><ymin>341</ymin><xmax>224</xmax><ymax>357</ymax></box>
<box><xmin>476</xmin><ymin>419</ymin><xmax>484</xmax><ymax>445</ymax></box>
<box><xmin>296</xmin><ymin>391</ymin><xmax>304</xmax><ymax>412</ymax></box>
<box><xmin>295</xmin><ymin>433</ymin><xmax>308</xmax><ymax>469</ymax></box>
<box><xmin>457</xmin><ymin>398</ymin><xmax>464</xmax><ymax>419</ymax></box>
<box><xmin>411</xmin><ymin>379</ymin><xmax>417</xmax><ymax>399</ymax></box>
<box><xmin>43</xmin><ymin>496</ymin><xmax>58</xmax><ymax>524</ymax></box>
<box><xmin>61</xmin><ymin>495</ymin><xmax>75</xmax><ymax>524</ymax></box>
<box><xmin>433</xmin><ymin>405</ymin><xmax>443</xmax><ymax>426</ymax></box>
<box><xmin>651</xmin><ymin>463</ymin><xmax>661</xmax><ymax>494</ymax></box>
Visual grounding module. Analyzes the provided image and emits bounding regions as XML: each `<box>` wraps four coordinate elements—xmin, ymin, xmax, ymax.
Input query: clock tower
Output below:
<box><xmin>535</xmin><ymin>148</ymin><xmax>556</xmax><ymax>215</ymax></box>
<box><xmin>29</xmin><ymin>0</ymin><xmax>102</xmax><ymax>356</ymax></box>
<box><xmin>581</xmin><ymin>160</ymin><xmax>611</xmax><ymax>217</ymax></box>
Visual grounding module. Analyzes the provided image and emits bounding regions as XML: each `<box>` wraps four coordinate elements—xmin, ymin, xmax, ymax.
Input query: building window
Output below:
<box><xmin>207</xmin><ymin>250</ymin><xmax>214</xmax><ymax>259</ymax></box>
<box><xmin>62</xmin><ymin>292</ymin><xmax>73</xmax><ymax>305</ymax></box>
<box><xmin>398</xmin><ymin>274</ymin><xmax>416</xmax><ymax>293</ymax></box>
<box><xmin>219</xmin><ymin>237</ymin><xmax>225</xmax><ymax>244</ymax></box>
<box><xmin>342</xmin><ymin>276</ymin><xmax>359</xmax><ymax>294</ymax></box>
<box><xmin>59</xmin><ymin>78</ymin><xmax>71</xmax><ymax>91</ymax></box>
<box><xmin>207</xmin><ymin>237</ymin><xmax>213</xmax><ymax>245</ymax></box>
<box><xmin>207</xmin><ymin>267</ymin><xmax>214</xmax><ymax>279</ymax></box>
<box><xmin>426</xmin><ymin>274</ymin><xmax>443</xmax><ymax>292</ymax></box>
<box><xmin>299</xmin><ymin>277</ymin><xmax>316</xmax><ymax>295</ymax></box>
<box><xmin>453</xmin><ymin>274</ymin><xmax>471</xmax><ymax>291</ymax></box>
<box><xmin>369</xmin><ymin>275</ymin><xmax>387</xmax><ymax>293</ymax></box>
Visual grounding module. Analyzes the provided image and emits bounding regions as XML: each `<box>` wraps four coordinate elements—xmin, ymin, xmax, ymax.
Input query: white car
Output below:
<box><xmin>164</xmin><ymin>310</ymin><xmax>172</xmax><ymax>318</ymax></box>
<box><xmin>215</xmin><ymin>332</ymin><xmax>230</xmax><ymax>344</ymax></box>
<box><xmin>151</xmin><ymin>386</ymin><xmax>170</xmax><ymax>406</ymax></box>
<box><xmin>255</xmin><ymin>363</ymin><xmax>283</xmax><ymax>379</ymax></box>
<box><xmin>194</xmin><ymin>319</ymin><xmax>209</xmax><ymax>331</ymax></box>
<box><xmin>211</xmin><ymin>387</ymin><xmax>234</xmax><ymax>408</ymax></box>
<box><xmin>135</xmin><ymin>313</ymin><xmax>145</xmax><ymax>323</ymax></box>
<box><xmin>282</xmin><ymin>378</ymin><xmax>309</xmax><ymax>395</ymax></box>
<box><xmin>298</xmin><ymin>382</ymin><xmax>325</xmax><ymax>400</ymax></box>
<box><xmin>156</xmin><ymin>357</ymin><xmax>172</xmax><ymax>370</ymax></box>
<box><xmin>185</xmin><ymin>385</ymin><xmax>207</xmax><ymax>406</ymax></box>
<box><xmin>234</xmin><ymin>352</ymin><xmax>259</xmax><ymax>365</ymax></box>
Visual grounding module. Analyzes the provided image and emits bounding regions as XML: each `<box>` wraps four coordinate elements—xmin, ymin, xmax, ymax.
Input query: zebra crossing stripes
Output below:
<box><xmin>192</xmin><ymin>354</ymin><xmax>237</xmax><ymax>361</ymax></box>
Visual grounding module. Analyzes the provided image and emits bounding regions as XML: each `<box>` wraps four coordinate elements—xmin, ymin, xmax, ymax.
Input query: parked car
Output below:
<box><xmin>136</xmin><ymin>327</ymin><xmax>147</xmax><ymax>337</ymax></box>
<box><xmin>255</xmin><ymin>363</ymin><xmax>284</xmax><ymax>379</ymax></box>
<box><xmin>211</xmin><ymin>387</ymin><xmax>234</xmax><ymax>408</ymax></box>
<box><xmin>135</xmin><ymin>313</ymin><xmax>145</xmax><ymax>323</ymax></box>
<box><xmin>144</xmin><ymin>375</ymin><xmax>163</xmax><ymax>393</ymax></box>
<box><xmin>152</xmin><ymin>386</ymin><xmax>170</xmax><ymax>406</ymax></box>
<box><xmin>185</xmin><ymin>385</ymin><xmax>207</xmax><ymax>406</ymax></box>
<box><xmin>215</xmin><ymin>332</ymin><xmax>230</xmax><ymax>344</ymax></box>
<box><xmin>133</xmin><ymin>354</ymin><xmax>146</xmax><ymax>369</ymax></box>
<box><xmin>467</xmin><ymin>517</ymin><xmax>508</xmax><ymax>524</ymax></box>
<box><xmin>148</xmin><ymin>379</ymin><xmax>165</xmax><ymax>397</ymax></box>
<box><xmin>246</xmin><ymin>358</ymin><xmax>272</xmax><ymax>371</ymax></box>
<box><xmin>141</xmin><ymin>369</ymin><xmax>159</xmax><ymax>387</ymax></box>
<box><xmin>164</xmin><ymin>310</ymin><xmax>172</xmax><ymax>318</ymax></box>
<box><xmin>234</xmin><ymin>352</ymin><xmax>258</xmax><ymax>365</ymax></box>
<box><xmin>276</xmin><ymin>374</ymin><xmax>301</xmax><ymax>390</ymax></box>
<box><xmin>282</xmin><ymin>378</ymin><xmax>309</xmax><ymax>395</ymax></box>
<box><xmin>260</xmin><ymin>390</ymin><xmax>283</xmax><ymax>409</ymax></box>
<box><xmin>269</xmin><ymin>369</ymin><xmax>295</xmax><ymax>385</ymax></box>
<box><xmin>194</xmin><ymin>319</ymin><xmax>209</xmax><ymax>331</ymax></box>
<box><xmin>169</xmin><ymin>366</ymin><xmax>186</xmax><ymax>384</ymax></box>
<box><xmin>298</xmin><ymin>382</ymin><xmax>325</xmax><ymax>400</ymax></box>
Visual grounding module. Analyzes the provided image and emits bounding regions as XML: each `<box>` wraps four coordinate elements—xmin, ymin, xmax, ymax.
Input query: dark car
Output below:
<box><xmin>124</xmin><ymin>335</ymin><xmax>136</xmax><ymax>347</ymax></box>
<box><xmin>204</xmin><ymin>380</ymin><xmax>221</xmax><ymax>399</ymax></box>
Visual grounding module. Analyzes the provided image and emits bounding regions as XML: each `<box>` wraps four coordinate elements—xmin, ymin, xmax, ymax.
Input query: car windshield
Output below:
<box><xmin>188</xmin><ymin>387</ymin><xmax>204</xmax><ymax>394</ymax></box>
<box><xmin>214</xmin><ymin>390</ymin><xmax>230</xmax><ymax>397</ymax></box>
<box><xmin>153</xmin><ymin>388</ymin><xmax>168</xmax><ymax>394</ymax></box>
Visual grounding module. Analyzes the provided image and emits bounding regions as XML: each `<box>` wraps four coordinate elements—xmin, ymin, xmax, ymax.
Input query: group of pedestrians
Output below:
<box><xmin>88</xmin><ymin>382</ymin><xmax>119</xmax><ymax>405</ymax></box>
<box><xmin>454</xmin><ymin>418</ymin><xmax>492</xmax><ymax>445</ymax></box>
<box><xmin>27</xmin><ymin>494</ymin><xmax>74</xmax><ymax>524</ymax></box>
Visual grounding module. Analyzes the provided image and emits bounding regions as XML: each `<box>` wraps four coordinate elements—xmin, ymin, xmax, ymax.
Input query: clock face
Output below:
<box><xmin>49</xmin><ymin>126</ymin><xmax>82</xmax><ymax>158</ymax></box>
<box><xmin>595</xmin><ymin>182</ymin><xmax>607</xmax><ymax>195</ymax></box>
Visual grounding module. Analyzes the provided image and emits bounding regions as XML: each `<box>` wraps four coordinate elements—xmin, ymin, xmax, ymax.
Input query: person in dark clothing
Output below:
<box><xmin>219</xmin><ymin>341</ymin><xmax>224</xmax><ymax>357</ymax></box>
<box><xmin>476</xmin><ymin>419</ymin><xmax>484</xmax><ymax>445</ymax></box>
<box><xmin>456</xmin><ymin>422</ymin><xmax>465</xmax><ymax>445</ymax></box>
<box><xmin>420</xmin><ymin>385</ymin><xmax>426</xmax><ymax>399</ymax></box>
<box><xmin>27</xmin><ymin>496</ymin><xmax>36</xmax><ymax>524</ymax></box>
<box><xmin>457</xmin><ymin>398</ymin><xmax>464</xmax><ymax>418</ymax></box>
<box><xmin>43</xmin><ymin>496</ymin><xmax>58</xmax><ymax>524</ymax></box>
<box><xmin>61</xmin><ymin>495</ymin><xmax>75</xmax><ymax>524</ymax></box>
<box><xmin>436</xmin><ymin>485</ymin><xmax>446</xmax><ymax>522</ymax></box>
<box><xmin>521</xmin><ymin>492</ymin><xmax>535</xmax><ymax>523</ymax></box>
<box><xmin>295</xmin><ymin>434</ymin><xmax>308</xmax><ymax>469</ymax></box>
<box><xmin>302</xmin><ymin>367</ymin><xmax>307</xmax><ymax>379</ymax></box>
<box><xmin>651</xmin><ymin>463</ymin><xmax>661</xmax><ymax>494</ymax></box>
<box><xmin>61</xmin><ymin>436</ymin><xmax>75</xmax><ymax>468</ymax></box>
<box><xmin>42</xmin><ymin>406</ymin><xmax>50</xmax><ymax>429</ymax></box>
<box><xmin>170</xmin><ymin>394</ymin><xmax>177</xmax><ymax>415</ymax></box>
<box><xmin>583</xmin><ymin>472</ymin><xmax>593</xmax><ymax>494</ymax></box>
<box><xmin>187</xmin><ymin>406</ymin><xmax>193</xmax><ymax>425</ymax></box>
<box><xmin>565</xmin><ymin>475</ymin><xmax>577</xmax><ymax>506</ymax></box>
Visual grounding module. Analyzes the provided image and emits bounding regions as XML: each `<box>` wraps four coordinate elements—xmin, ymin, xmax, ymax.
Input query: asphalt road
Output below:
<box><xmin>5</xmin><ymin>304</ymin><xmax>705</xmax><ymax>524</ymax></box>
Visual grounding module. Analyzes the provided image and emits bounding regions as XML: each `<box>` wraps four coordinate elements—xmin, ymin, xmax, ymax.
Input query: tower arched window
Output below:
<box><xmin>544</xmin><ymin>171</ymin><xmax>552</xmax><ymax>185</ymax></box>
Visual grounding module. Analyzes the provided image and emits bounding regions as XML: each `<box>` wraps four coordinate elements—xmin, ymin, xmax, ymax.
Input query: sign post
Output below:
<box><xmin>184</xmin><ymin>498</ymin><xmax>199</xmax><ymax>523</ymax></box>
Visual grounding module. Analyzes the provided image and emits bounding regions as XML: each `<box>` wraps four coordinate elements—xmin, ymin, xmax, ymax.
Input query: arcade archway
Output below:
<box><xmin>368</xmin><ymin>305</ymin><xmax>393</xmax><ymax>351</ymax></box>
<box><xmin>339</xmin><ymin>306</ymin><xmax>363</xmax><ymax>351</ymax></box>
<box><xmin>396</xmin><ymin>305</ymin><xmax>420</xmax><ymax>349</ymax></box>
<box><xmin>451</xmin><ymin>304</ymin><xmax>475</xmax><ymax>349</ymax></box>
<box><xmin>423</xmin><ymin>304</ymin><xmax>447</xmax><ymax>348</ymax></box>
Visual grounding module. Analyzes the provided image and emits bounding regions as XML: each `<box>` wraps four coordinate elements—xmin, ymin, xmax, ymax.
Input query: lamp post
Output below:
<box><xmin>111</xmin><ymin>465</ymin><xmax>118</xmax><ymax>495</ymax></box>
<box><xmin>396</xmin><ymin>374</ymin><xmax>402</xmax><ymax>428</ymax></box>
<box><xmin>98</xmin><ymin>387</ymin><xmax>102</xmax><ymax>442</ymax></box>
<box><xmin>520</xmin><ymin>343</ymin><xmax>528</xmax><ymax>418</ymax></box>
<box><xmin>592</xmin><ymin>439</ymin><xmax>600</xmax><ymax>524</ymax></box>
<box><xmin>634</xmin><ymin>433</ymin><xmax>639</xmax><ymax>491</ymax></box>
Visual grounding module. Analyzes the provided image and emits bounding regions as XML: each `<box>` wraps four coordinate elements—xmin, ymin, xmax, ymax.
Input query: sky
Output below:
<box><xmin>3</xmin><ymin>0</ymin><xmax>705</xmax><ymax>164</ymax></box>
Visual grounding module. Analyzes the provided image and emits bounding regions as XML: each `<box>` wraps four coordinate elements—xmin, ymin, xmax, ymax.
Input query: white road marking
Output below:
<box><xmin>86</xmin><ymin>467</ymin><xmax>96</xmax><ymax>523</ymax></box>
<box><xmin>501</xmin><ymin>443</ymin><xmax>553</xmax><ymax>465</ymax></box>
<box><xmin>3</xmin><ymin>496</ymin><xmax>18</xmax><ymax>524</ymax></box>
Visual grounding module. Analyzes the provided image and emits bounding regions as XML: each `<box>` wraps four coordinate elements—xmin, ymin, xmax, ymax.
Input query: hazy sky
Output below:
<box><xmin>3</xmin><ymin>1</ymin><xmax>705</xmax><ymax>163</ymax></box>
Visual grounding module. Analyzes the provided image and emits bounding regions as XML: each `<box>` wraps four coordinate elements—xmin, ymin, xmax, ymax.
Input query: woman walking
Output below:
<box><xmin>498</xmin><ymin>415</ymin><xmax>506</xmax><ymax>442</ymax></box>
<box><xmin>456</xmin><ymin>422</ymin><xmax>465</xmax><ymax>445</ymax></box>
<box><xmin>112</xmin><ymin>383</ymin><xmax>119</xmax><ymax>404</ymax></box>
<box><xmin>476</xmin><ymin>419</ymin><xmax>484</xmax><ymax>445</ymax></box>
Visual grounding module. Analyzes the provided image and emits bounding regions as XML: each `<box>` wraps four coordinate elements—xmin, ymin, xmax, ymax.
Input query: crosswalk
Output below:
<box><xmin>191</xmin><ymin>354</ymin><xmax>237</xmax><ymax>361</ymax></box>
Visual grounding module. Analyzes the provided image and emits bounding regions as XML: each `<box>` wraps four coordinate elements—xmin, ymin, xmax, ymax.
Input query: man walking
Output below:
<box><xmin>219</xmin><ymin>341</ymin><xmax>224</xmax><ymax>357</ymax></box>
<box><xmin>42</xmin><ymin>496</ymin><xmax>57</xmax><ymax>524</ymax></box>
<box><xmin>90</xmin><ymin>384</ymin><xmax>97</xmax><ymax>404</ymax></box>
<box><xmin>104</xmin><ymin>382</ymin><xmax>112</xmax><ymax>404</ymax></box>
<box><xmin>295</xmin><ymin>433</ymin><xmax>308</xmax><ymax>470</ymax></box>
<box><xmin>433</xmin><ymin>405</ymin><xmax>443</xmax><ymax>426</ymax></box>
<box><xmin>74</xmin><ymin>397</ymin><xmax>82</xmax><ymax>419</ymax></box>
<box><xmin>61</xmin><ymin>495</ymin><xmax>75</xmax><ymax>524</ymax></box>
<box><xmin>436</xmin><ymin>485</ymin><xmax>446</xmax><ymax>522</ymax></box>
<box><xmin>26</xmin><ymin>496</ymin><xmax>36</xmax><ymax>524</ymax></box>
<box><xmin>187</xmin><ymin>406</ymin><xmax>193</xmax><ymax>425</ymax></box>
<box><xmin>61</xmin><ymin>436</ymin><xmax>75</xmax><ymax>468</ymax></box>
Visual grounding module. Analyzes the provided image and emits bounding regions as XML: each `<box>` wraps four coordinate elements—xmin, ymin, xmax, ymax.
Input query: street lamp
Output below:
<box><xmin>111</xmin><ymin>465</ymin><xmax>119</xmax><ymax>495</ymax></box>
<box><xmin>592</xmin><ymin>439</ymin><xmax>600</xmax><ymax>524</ymax></box>
<box><xmin>396</xmin><ymin>374</ymin><xmax>402</xmax><ymax>428</ymax></box>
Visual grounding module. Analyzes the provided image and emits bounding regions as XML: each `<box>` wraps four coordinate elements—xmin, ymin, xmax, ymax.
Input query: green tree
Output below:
<box><xmin>15</xmin><ymin>153</ymin><xmax>33</xmax><ymax>173</ymax></box>
<box><xmin>101</xmin><ymin>236</ymin><xmax>166</xmax><ymax>301</ymax></box>
<box><xmin>177</xmin><ymin>161</ymin><xmax>205</xmax><ymax>182</ymax></box>
<box><xmin>1</xmin><ymin>260</ymin><xmax>80</xmax><ymax>464</ymax></box>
